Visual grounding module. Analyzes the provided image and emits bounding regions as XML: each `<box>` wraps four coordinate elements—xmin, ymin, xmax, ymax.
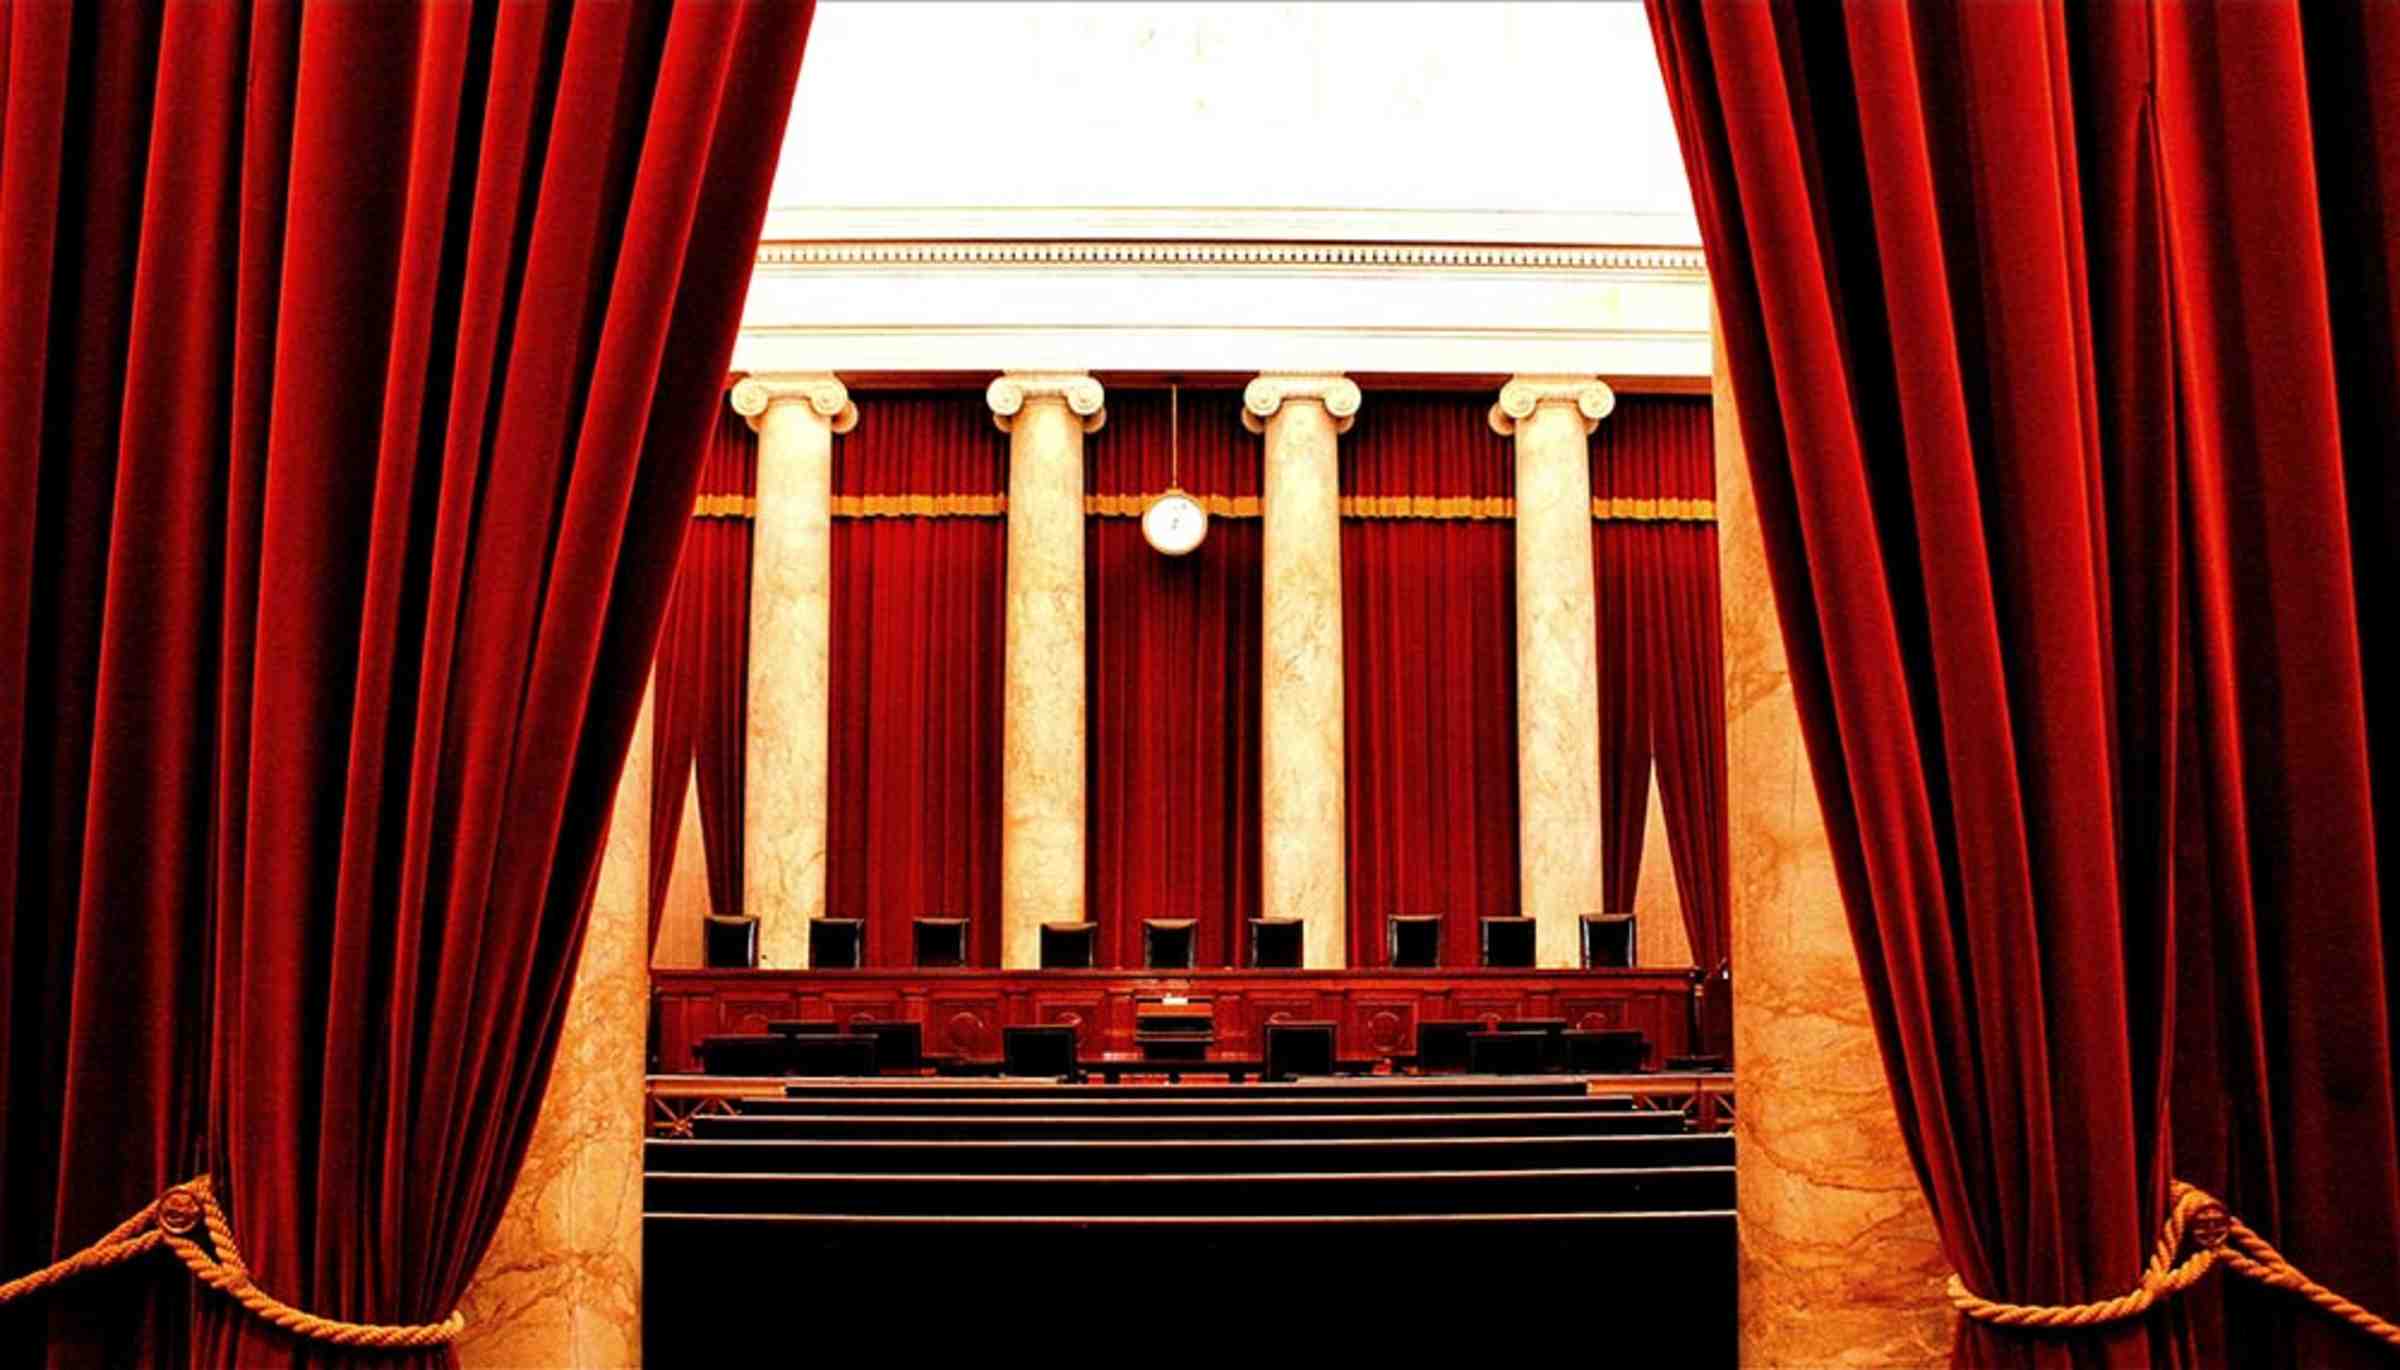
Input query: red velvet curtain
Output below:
<box><xmin>1085</xmin><ymin>391</ymin><xmax>1263</xmax><ymax>968</ymax></box>
<box><xmin>649</xmin><ymin>405</ymin><xmax>757</xmax><ymax>948</ymax></box>
<box><xmin>1651</xmin><ymin>2</ymin><xmax>2400</xmax><ymax>1365</ymax></box>
<box><xmin>825</xmin><ymin>393</ymin><xmax>1009</xmax><ymax>967</ymax></box>
<box><xmin>1343</xmin><ymin>394</ymin><xmax>1521</xmax><ymax>968</ymax></box>
<box><xmin>1591</xmin><ymin>396</ymin><xmax>1728</xmax><ymax>973</ymax></box>
<box><xmin>0</xmin><ymin>3</ymin><xmax>813</xmax><ymax>1365</ymax></box>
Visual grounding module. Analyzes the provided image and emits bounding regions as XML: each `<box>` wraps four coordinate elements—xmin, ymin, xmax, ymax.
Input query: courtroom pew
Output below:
<box><xmin>643</xmin><ymin>1164</ymin><xmax>1735</xmax><ymax>1217</ymax></box>
<box><xmin>686</xmin><ymin>1108</ymin><xmax>1693</xmax><ymax>1141</ymax></box>
<box><xmin>738</xmin><ymin>1092</ymin><xmax>1643</xmax><ymax>1117</ymax></box>
<box><xmin>769</xmin><ymin>1076</ymin><xmax>1600</xmax><ymax>1101</ymax></box>
<box><xmin>643</xmin><ymin>1209</ymin><xmax>1735</xmax><ymax>1361</ymax></box>
<box><xmin>645</xmin><ymin>1130</ymin><xmax>1732</xmax><ymax>1175</ymax></box>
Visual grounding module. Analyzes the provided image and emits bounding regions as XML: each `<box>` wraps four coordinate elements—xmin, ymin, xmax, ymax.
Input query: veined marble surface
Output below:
<box><xmin>1633</xmin><ymin>770</ymin><xmax>1694</xmax><ymax>969</ymax></box>
<box><xmin>1716</xmin><ymin>333</ymin><xmax>1953</xmax><ymax>1366</ymax></box>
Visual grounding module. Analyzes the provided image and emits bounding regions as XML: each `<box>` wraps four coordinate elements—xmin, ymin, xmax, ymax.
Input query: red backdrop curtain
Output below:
<box><xmin>1591</xmin><ymin>395</ymin><xmax>1729</xmax><ymax>974</ymax></box>
<box><xmin>649</xmin><ymin>405</ymin><xmax>757</xmax><ymax>949</ymax></box>
<box><xmin>1650</xmin><ymin>2</ymin><xmax>2400</xmax><ymax>1365</ymax></box>
<box><xmin>0</xmin><ymin>3</ymin><xmax>814</xmax><ymax>1365</ymax></box>
<box><xmin>1085</xmin><ymin>392</ymin><xmax>1263</xmax><ymax>968</ymax></box>
<box><xmin>1342</xmin><ymin>394</ymin><xmax>1521</xmax><ymax>968</ymax></box>
<box><xmin>825</xmin><ymin>392</ymin><xmax>1009</xmax><ymax>967</ymax></box>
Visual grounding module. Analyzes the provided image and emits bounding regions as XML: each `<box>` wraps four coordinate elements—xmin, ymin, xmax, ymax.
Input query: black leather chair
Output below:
<box><xmin>853</xmin><ymin>1020</ymin><xmax>925</xmax><ymax>1072</ymax></box>
<box><xmin>1415</xmin><ymin>1019</ymin><xmax>1480</xmax><ymax>1073</ymax></box>
<box><xmin>1263</xmin><ymin>1021</ymin><xmax>1338</xmax><ymax>1080</ymax></box>
<box><xmin>1508</xmin><ymin>1017</ymin><xmax>1569</xmax><ymax>1071</ymax></box>
<box><xmin>695</xmin><ymin>1033</ymin><xmax>786</xmax><ymax>1076</ymax></box>
<box><xmin>703</xmin><ymin>913</ymin><xmax>760</xmax><ymax>969</ymax></box>
<box><xmin>1469</xmin><ymin>1030</ymin><xmax>1546</xmax><ymax>1076</ymax></box>
<box><xmin>1565</xmin><ymin>1028</ymin><xmax>1650</xmax><ymax>1074</ymax></box>
<box><xmin>913</xmin><ymin>916</ymin><xmax>969</xmax><ymax>968</ymax></box>
<box><xmin>1039</xmin><ymin>921</ymin><xmax>1097</xmax><ymax>969</ymax></box>
<box><xmin>1480</xmin><ymin>915</ymin><xmax>1536</xmax><ymax>968</ymax></box>
<box><xmin>787</xmin><ymin>1034</ymin><xmax>877</xmax><ymax>1077</ymax></box>
<box><xmin>1001</xmin><ymin>1024</ymin><xmax>1078</xmax><ymax>1079</ymax></box>
<box><xmin>1388</xmin><ymin>915</ymin><xmax>1443</xmax><ymax>969</ymax></box>
<box><xmin>807</xmin><ymin>917</ymin><xmax>865</xmax><ymax>969</ymax></box>
<box><xmin>1143</xmin><ymin>918</ymin><xmax>1197</xmax><ymax>970</ymax></box>
<box><xmin>1581</xmin><ymin>913</ymin><xmax>1637</xmax><ymax>968</ymax></box>
<box><xmin>1247</xmin><ymin>917</ymin><xmax>1304</xmax><ymax>969</ymax></box>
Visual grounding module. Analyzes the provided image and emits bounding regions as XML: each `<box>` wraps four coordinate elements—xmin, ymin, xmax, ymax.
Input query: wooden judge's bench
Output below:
<box><xmin>648</xmin><ymin>966</ymin><xmax>1703</xmax><ymax>1073</ymax></box>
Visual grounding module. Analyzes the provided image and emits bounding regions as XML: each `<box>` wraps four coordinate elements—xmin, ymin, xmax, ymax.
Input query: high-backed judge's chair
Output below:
<box><xmin>1247</xmin><ymin>917</ymin><xmax>1304</xmax><ymax>969</ymax></box>
<box><xmin>1479</xmin><ymin>915</ymin><xmax>1536</xmax><ymax>968</ymax></box>
<box><xmin>703</xmin><ymin>913</ymin><xmax>760</xmax><ymax>969</ymax></box>
<box><xmin>913</xmin><ymin>916</ymin><xmax>969</xmax><ymax>968</ymax></box>
<box><xmin>1040</xmin><ymin>920</ymin><xmax>1097</xmax><ymax>969</ymax></box>
<box><xmin>807</xmin><ymin>916</ymin><xmax>864</xmax><ymax>969</ymax></box>
<box><xmin>1142</xmin><ymin>918</ymin><xmax>1198</xmax><ymax>970</ymax></box>
<box><xmin>1581</xmin><ymin>913</ymin><xmax>1637</xmax><ymax>968</ymax></box>
<box><xmin>1388</xmin><ymin>914</ymin><xmax>1444</xmax><ymax>969</ymax></box>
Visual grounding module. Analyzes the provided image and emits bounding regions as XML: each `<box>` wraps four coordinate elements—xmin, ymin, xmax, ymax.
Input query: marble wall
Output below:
<box><xmin>456</xmin><ymin>681</ymin><xmax>652</xmax><ymax>1369</ymax></box>
<box><xmin>1716</xmin><ymin>334</ymin><xmax>1955</xmax><ymax>1364</ymax></box>
<box><xmin>1632</xmin><ymin>770</ymin><xmax>1695</xmax><ymax>969</ymax></box>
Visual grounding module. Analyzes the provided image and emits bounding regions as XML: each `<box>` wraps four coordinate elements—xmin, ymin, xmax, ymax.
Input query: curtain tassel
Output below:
<box><xmin>0</xmin><ymin>1174</ymin><xmax>464</xmax><ymax>1351</ymax></box>
<box><xmin>1948</xmin><ymin>1180</ymin><xmax>2400</xmax><ymax>1350</ymax></box>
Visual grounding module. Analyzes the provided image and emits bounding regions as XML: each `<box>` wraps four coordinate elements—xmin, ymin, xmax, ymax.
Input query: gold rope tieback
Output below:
<box><xmin>0</xmin><ymin>1175</ymin><xmax>463</xmax><ymax>1351</ymax></box>
<box><xmin>1948</xmin><ymin>1180</ymin><xmax>2400</xmax><ymax>1351</ymax></box>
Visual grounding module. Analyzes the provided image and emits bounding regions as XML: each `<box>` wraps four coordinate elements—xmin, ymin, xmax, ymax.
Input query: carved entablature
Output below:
<box><xmin>729</xmin><ymin>373</ymin><xmax>858</xmax><ymax>435</ymax></box>
<box><xmin>1241</xmin><ymin>373</ymin><xmax>1363</xmax><ymax>435</ymax></box>
<box><xmin>1488</xmin><ymin>374</ymin><xmax>1616</xmax><ymax>438</ymax></box>
<box><xmin>986</xmin><ymin>372</ymin><xmax>1107</xmax><ymax>435</ymax></box>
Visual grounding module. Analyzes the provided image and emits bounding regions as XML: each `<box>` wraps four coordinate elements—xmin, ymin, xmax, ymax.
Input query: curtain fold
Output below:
<box><xmin>1341</xmin><ymin>394</ymin><xmax>1521</xmax><ymax>968</ymax></box>
<box><xmin>1084</xmin><ymin>392</ymin><xmax>1263</xmax><ymax>968</ymax></box>
<box><xmin>1648</xmin><ymin>1</ymin><xmax>2400</xmax><ymax>1365</ymax></box>
<box><xmin>825</xmin><ymin>392</ymin><xmax>1009</xmax><ymax>968</ymax></box>
<box><xmin>649</xmin><ymin>404</ymin><xmax>756</xmax><ymax>949</ymax></box>
<box><xmin>1591</xmin><ymin>396</ymin><xmax>1729</xmax><ymax>973</ymax></box>
<box><xmin>0</xmin><ymin>3</ymin><xmax>815</xmax><ymax>1365</ymax></box>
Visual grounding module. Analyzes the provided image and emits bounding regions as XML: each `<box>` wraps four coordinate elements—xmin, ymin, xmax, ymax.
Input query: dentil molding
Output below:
<box><xmin>729</xmin><ymin>373</ymin><xmax>858</xmax><ymax>434</ymax></box>
<box><xmin>755</xmin><ymin>239</ymin><xmax>1706</xmax><ymax>279</ymax></box>
<box><xmin>1490</xmin><ymin>375</ymin><xmax>1617</xmax><ymax>436</ymax></box>
<box><xmin>986</xmin><ymin>372</ymin><xmax>1108</xmax><ymax>435</ymax></box>
<box><xmin>1242</xmin><ymin>373</ymin><xmax>1363</xmax><ymax>435</ymax></box>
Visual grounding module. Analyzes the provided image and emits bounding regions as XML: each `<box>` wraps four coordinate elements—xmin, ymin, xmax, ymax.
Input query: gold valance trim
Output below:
<box><xmin>691</xmin><ymin>494</ymin><xmax>756</xmax><ymax>519</ymax></box>
<box><xmin>798</xmin><ymin>492</ymin><xmax>1715</xmax><ymax>522</ymax></box>
<box><xmin>830</xmin><ymin>493</ymin><xmax>1006</xmax><ymax>518</ymax></box>
<box><xmin>1085</xmin><ymin>492</ymin><xmax>1262</xmax><ymax>518</ymax></box>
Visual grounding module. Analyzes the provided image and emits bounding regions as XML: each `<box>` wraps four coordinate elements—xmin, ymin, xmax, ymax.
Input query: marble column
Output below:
<box><xmin>457</xmin><ymin>678</ymin><xmax>653</xmax><ymax>1368</ymax></box>
<box><xmin>989</xmin><ymin>373</ymin><xmax>1105</xmax><ymax>968</ymax></box>
<box><xmin>1491</xmin><ymin>377</ymin><xmax>1613</xmax><ymax>968</ymax></box>
<box><xmin>1243</xmin><ymin>374</ymin><xmax>1358</xmax><ymax>969</ymax></box>
<box><xmin>1716</xmin><ymin>327</ymin><xmax>1953</xmax><ymax>1363</ymax></box>
<box><xmin>729</xmin><ymin>374</ymin><xmax>855</xmax><ymax>969</ymax></box>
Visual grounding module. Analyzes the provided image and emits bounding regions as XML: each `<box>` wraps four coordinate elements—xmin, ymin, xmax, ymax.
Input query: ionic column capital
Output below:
<box><xmin>987</xmin><ymin>372</ymin><xmax>1106</xmax><ymax>435</ymax></box>
<box><xmin>1243</xmin><ymin>373</ymin><xmax>1362</xmax><ymax>435</ymax></box>
<box><xmin>1489</xmin><ymin>375</ymin><xmax>1615</xmax><ymax>437</ymax></box>
<box><xmin>730</xmin><ymin>373</ymin><xmax>857</xmax><ymax>434</ymax></box>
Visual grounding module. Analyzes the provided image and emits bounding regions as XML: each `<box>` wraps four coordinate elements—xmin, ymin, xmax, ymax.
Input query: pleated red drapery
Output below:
<box><xmin>0</xmin><ymin>3</ymin><xmax>815</xmax><ymax>1365</ymax></box>
<box><xmin>825</xmin><ymin>393</ymin><xmax>1009</xmax><ymax>967</ymax></box>
<box><xmin>1342</xmin><ymin>394</ymin><xmax>1521</xmax><ymax>968</ymax></box>
<box><xmin>1085</xmin><ymin>391</ymin><xmax>1264</xmax><ymax>968</ymax></box>
<box><xmin>649</xmin><ymin>405</ymin><xmax>757</xmax><ymax>949</ymax></box>
<box><xmin>1590</xmin><ymin>396</ymin><xmax>1728</xmax><ymax>974</ymax></box>
<box><xmin>1650</xmin><ymin>2</ymin><xmax>2400</xmax><ymax>1365</ymax></box>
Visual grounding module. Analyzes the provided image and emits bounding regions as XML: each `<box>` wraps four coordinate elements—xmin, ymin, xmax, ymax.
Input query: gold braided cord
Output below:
<box><xmin>691</xmin><ymin>493</ymin><xmax>755</xmax><ymax>519</ymax></box>
<box><xmin>1085</xmin><ymin>492</ymin><xmax>1261</xmax><ymax>518</ymax></box>
<box><xmin>830</xmin><ymin>493</ymin><xmax>1006</xmax><ymax>518</ymax></box>
<box><xmin>0</xmin><ymin>1175</ymin><xmax>464</xmax><ymax>1351</ymax></box>
<box><xmin>1948</xmin><ymin>1181</ymin><xmax>2400</xmax><ymax>1351</ymax></box>
<box><xmin>1594</xmin><ymin>495</ymin><xmax>1716</xmax><ymax>522</ymax></box>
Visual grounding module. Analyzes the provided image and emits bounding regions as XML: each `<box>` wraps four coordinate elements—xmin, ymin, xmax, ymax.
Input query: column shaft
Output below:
<box><xmin>1496</xmin><ymin>379</ymin><xmax>1610</xmax><ymax>968</ymax></box>
<box><xmin>736</xmin><ymin>376</ymin><xmax>852</xmax><ymax>968</ymax></box>
<box><xmin>1716</xmin><ymin>328</ymin><xmax>1952</xmax><ymax>1362</ymax></box>
<box><xmin>457</xmin><ymin>678</ymin><xmax>651</xmax><ymax>1367</ymax></box>
<box><xmin>1249</xmin><ymin>376</ymin><xmax>1356</xmax><ymax>968</ymax></box>
<box><xmin>993</xmin><ymin>375</ymin><xmax>1103</xmax><ymax>968</ymax></box>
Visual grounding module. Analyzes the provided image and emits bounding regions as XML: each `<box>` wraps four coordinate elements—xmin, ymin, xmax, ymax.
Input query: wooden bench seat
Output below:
<box><xmin>737</xmin><ymin>1091</ymin><xmax>1640</xmax><ymax>1117</ymax></box>
<box><xmin>644</xmin><ymin>1164</ymin><xmax>1735</xmax><ymax>1218</ymax></box>
<box><xmin>645</xmin><ymin>1130</ymin><xmax>1732</xmax><ymax>1175</ymax></box>
<box><xmin>769</xmin><ymin>1076</ymin><xmax>1602</xmax><ymax>1100</ymax></box>
<box><xmin>688</xmin><ymin>1108</ymin><xmax>1692</xmax><ymax>1142</ymax></box>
